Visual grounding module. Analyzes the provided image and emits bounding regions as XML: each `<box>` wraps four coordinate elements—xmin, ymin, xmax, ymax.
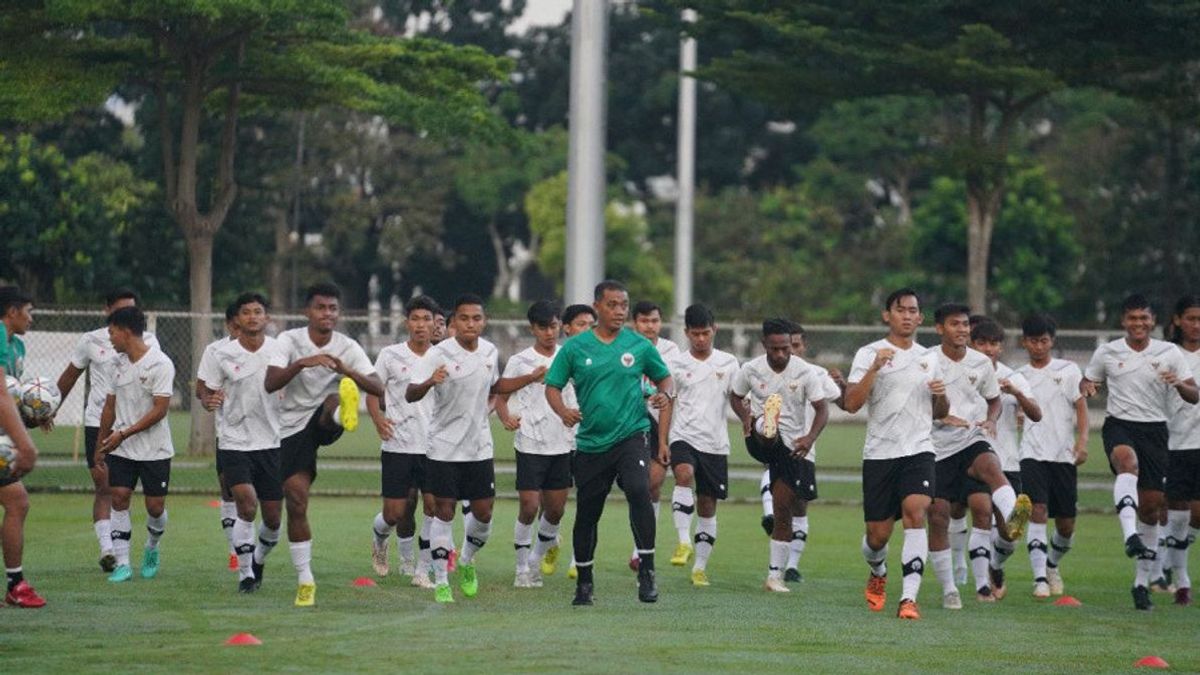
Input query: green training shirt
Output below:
<box><xmin>0</xmin><ymin>323</ymin><xmax>24</xmax><ymax>379</ymax></box>
<box><xmin>545</xmin><ymin>327</ymin><xmax>670</xmax><ymax>452</ymax></box>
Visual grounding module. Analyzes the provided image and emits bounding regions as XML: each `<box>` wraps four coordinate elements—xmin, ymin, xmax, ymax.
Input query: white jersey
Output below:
<box><xmin>1085</xmin><ymin>338</ymin><xmax>1189</xmax><ymax>423</ymax></box>
<box><xmin>803</xmin><ymin>366</ymin><xmax>842</xmax><ymax>461</ymax></box>
<box><xmin>1168</xmin><ymin>347</ymin><xmax>1200</xmax><ymax>450</ymax></box>
<box><xmin>930</xmin><ymin>347</ymin><xmax>1000</xmax><ymax>460</ymax></box>
<box><xmin>375</xmin><ymin>342</ymin><xmax>433</xmax><ymax>455</ymax></box>
<box><xmin>410</xmin><ymin>337</ymin><xmax>499</xmax><ymax>462</ymax></box>
<box><xmin>503</xmin><ymin>346</ymin><xmax>574</xmax><ymax>456</ymax></box>
<box><xmin>646</xmin><ymin>338</ymin><xmax>682</xmax><ymax>422</ymax></box>
<box><xmin>848</xmin><ymin>339</ymin><xmax>941</xmax><ymax>461</ymax></box>
<box><xmin>272</xmin><ymin>328</ymin><xmax>375</xmax><ymax>439</ymax></box>
<box><xmin>1017</xmin><ymin>359</ymin><xmax>1083</xmax><ymax>464</ymax></box>
<box><xmin>668</xmin><ymin>349</ymin><xmax>740</xmax><ymax>456</ymax></box>
<box><xmin>196</xmin><ymin>336</ymin><xmax>284</xmax><ymax>452</ymax></box>
<box><xmin>732</xmin><ymin>354</ymin><xmax>834</xmax><ymax>456</ymax></box>
<box><xmin>993</xmin><ymin>362</ymin><xmax>1031</xmax><ymax>472</ymax></box>
<box><xmin>70</xmin><ymin>326</ymin><xmax>159</xmax><ymax>427</ymax></box>
<box><xmin>110</xmin><ymin>346</ymin><xmax>175</xmax><ymax>462</ymax></box>
<box><xmin>196</xmin><ymin>337</ymin><xmax>234</xmax><ymax>439</ymax></box>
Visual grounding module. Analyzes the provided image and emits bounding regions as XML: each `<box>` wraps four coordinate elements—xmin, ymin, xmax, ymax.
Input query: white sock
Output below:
<box><xmin>990</xmin><ymin>526</ymin><xmax>1015</xmax><ymax>570</ymax></box>
<box><xmin>1048</xmin><ymin>530</ymin><xmax>1072</xmax><ymax>569</ymax></box>
<box><xmin>532</xmin><ymin>515</ymin><xmax>560</xmax><ymax>564</ymax></box>
<box><xmin>398</xmin><ymin>536</ymin><xmax>414</xmax><ymax>565</ymax></box>
<box><xmin>931</xmin><ymin>548</ymin><xmax>955</xmax><ymax>595</ymax></box>
<box><xmin>372</xmin><ymin>512</ymin><xmax>391</xmax><ymax>546</ymax></box>
<box><xmin>671</xmin><ymin>486</ymin><xmax>695</xmax><ymax>544</ymax></box>
<box><xmin>1113</xmin><ymin>473</ymin><xmax>1139</xmax><ymax>540</ymax></box>
<box><xmin>949</xmin><ymin>516</ymin><xmax>968</xmax><ymax>575</ymax></box>
<box><xmin>431</xmin><ymin>517</ymin><xmax>453</xmax><ymax>585</ymax></box>
<box><xmin>1151</xmin><ymin>533</ymin><xmax>1168</xmax><ymax>580</ymax></box>
<box><xmin>760</xmin><ymin>470</ymin><xmax>773</xmax><ymax>518</ymax></box>
<box><xmin>992</xmin><ymin>484</ymin><xmax>1017</xmax><ymax>522</ymax></box>
<box><xmin>968</xmin><ymin>527</ymin><xmax>992</xmax><ymax>593</ymax></box>
<box><xmin>331</xmin><ymin>405</ymin><xmax>343</xmax><ymax>427</ymax></box>
<box><xmin>290</xmin><ymin>540</ymin><xmax>314</xmax><ymax>585</ymax></box>
<box><xmin>111</xmin><ymin>508</ymin><xmax>132</xmax><ymax>566</ymax></box>
<box><xmin>461</xmin><ymin>511</ymin><xmax>477</xmax><ymax>553</ymax></box>
<box><xmin>461</xmin><ymin>517</ymin><xmax>491</xmax><ymax>565</ymax></box>
<box><xmin>254</xmin><ymin>524</ymin><xmax>280</xmax><ymax>565</ymax></box>
<box><xmin>513</xmin><ymin>520</ymin><xmax>533</xmax><ymax>573</ymax></box>
<box><xmin>417</xmin><ymin>515</ymin><xmax>434</xmax><ymax>573</ymax></box>
<box><xmin>233</xmin><ymin>518</ymin><xmax>255</xmax><ymax>580</ymax></box>
<box><xmin>94</xmin><ymin>519</ymin><xmax>112</xmax><ymax>555</ymax></box>
<box><xmin>862</xmin><ymin>536</ymin><xmax>887</xmax><ymax>577</ymax></box>
<box><xmin>1028</xmin><ymin>522</ymin><xmax>1048</xmax><ymax>581</ymax></box>
<box><xmin>1167</xmin><ymin>511</ymin><xmax>1191</xmax><ymax>589</ymax></box>
<box><xmin>220</xmin><ymin>501</ymin><xmax>236</xmax><ymax>554</ymax></box>
<box><xmin>902</xmin><ymin>528</ymin><xmax>929</xmax><ymax>602</ymax></box>
<box><xmin>694</xmin><ymin>516</ymin><xmax>716</xmax><ymax>572</ymax></box>
<box><xmin>145</xmin><ymin>510</ymin><xmax>167</xmax><ymax>550</ymax></box>
<box><xmin>1134</xmin><ymin>521</ymin><xmax>1157</xmax><ymax>588</ymax></box>
<box><xmin>787</xmin><ymin>516</ymin><xmax>808</xmax><ymax>570</ymax></box>
<box><xmin>768</xmin><ymin>538</ymin><xmax>789</xmax><ymax>580</ymax></box>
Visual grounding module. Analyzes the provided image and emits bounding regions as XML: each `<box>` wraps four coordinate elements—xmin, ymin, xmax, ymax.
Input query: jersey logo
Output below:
<box><xmin>621</xmin><ymin>353</ymin><xmax>635</xmax><ymax>368</ymax></box>
<box><xmin>968</xmin><ymin>374</ymin><xmax>977</xmax><ymax>385</ymax></box>
<box><xmin>919</xmin><ymin>361</ymin><xmax>929</xmax><ymax>371</ymax></box>
<box><xmin>1151</xmin><ymin>360</ymin><xmax>1160</xmax><ymax>369</ymax></box>
<box><xmin>716</xmin><ymin>372</ymin><xmax>724</xmax><ymax>380</ymax></box>
<box><xmin>1053</xmin><ymin>377</ymin><xmax>1062</xmax><ymax>384</ymax></box>
<box><xmin>585</xmin><ymin>358</ymin><xmax>593</xmax><ymax>366</ymax></box>
<box><xmin>788</xmin><ymin>381</ymin><xmax>799</xmax><ymax>391</ymax></box>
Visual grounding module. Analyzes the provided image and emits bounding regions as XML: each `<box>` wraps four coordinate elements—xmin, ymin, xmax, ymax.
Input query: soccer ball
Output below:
<box><xmin>0</xmin><ymin>434</ymin><xmax>14</xmax><ymax>481</ymax></box>
<box><xmin>18</xmin><ymin>377</ymin><xmax>61</xmax><ymax>428</ymax></box>
<box><xmin>5</xmin><ymin>375</ymin><xmax>18</xmax><ymax>403</ymax></box>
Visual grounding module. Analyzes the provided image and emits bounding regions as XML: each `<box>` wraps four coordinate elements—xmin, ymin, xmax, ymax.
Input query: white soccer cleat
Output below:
<box><xmin>764</xmin><ymin>576</ymin><xmax>790</xmax><ymax>593</ymax></box>
<box><xmin>399</xmin><ymin>559</ymin><xmax>417</xmax><ymax>577</ymax></box>
<box><xmin>942</xmin><ymin>590</ymin><xmax>963</xmax><ymax>610</ymax></box>
<box><xmin>371</xmin><ymin>539</ymin><xmax>389</xmax><ymax>577</ymax></box>
<box><xmin>527</xmin><ymin>568</ymin><xmax>544</xmax><ymax>588</ymax></box>
<box><xmin>513</xmin><ymin>571</ymin><xmax>533</xmax><ymax>589</ymax></box>
<box><xmin>1046</xmin><ymin>567</ymin><xmax>1064</xmax><ymax>596</ymax></box>
<box><xmin>411</xmin><ymin>569</ymin><xmax>436</xmax><ymax>589</ymax></box>
<box><xmin>1032</xmin><ymin>580</ymin><xmax>1051</xmax><ymax>599</ymax></box>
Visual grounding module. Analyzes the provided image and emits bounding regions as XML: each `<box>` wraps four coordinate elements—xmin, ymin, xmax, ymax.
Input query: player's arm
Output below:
<box><xmin>264</xmin><ymin>353</ymin><xmax>339</xmax><ymax>393</ymax></box>
<box><xmin>978</xmin><ymin>396</ymin><xmax>1001</xmax><ymax>436</ymax></box>
<box><xmin>843</xmin><ymin>350</ymin><xmax>889</xmax><ymax>413</ymax></box>
<box><xmin>652</xmin><ymin>374</ymin><xmax>674</xmax><ymax>465</ymax></box>
<box><xmin>56</xmin><ymin>363</ymin><xmax>85</xmax><ymax>402</ymax></box>
<box><xmin>1072</xmin><ymin>396</ymin><xmax>1089</xmax><ymax>466</ymax></box>
<box><xmin>494</xmin><ymin>394</ymin><xmax>520</xmax><ymax>431</ymax></box>
<box><xmin>99</xmin><ymin>395</ymin><xmax>170</xmax><ymax>454</ymax></box>
<box><xmin>793</xmin><ymin>398</ymin><xmax>828</xmax><ymax>459</ymax></box>
<box><xmin>929</xmin><ymin>378</ymin><xmax>950</xmax><ymax>420</ymax></box>
<box><xmin>366</xmin><ymin>393</ymin><xmax>394</xmax><ymax>441</ymax></box>
<box><xmin>729</xmin><ymin>392</ymin><xmax>752</xmax><ymax>436</ymax></box>
<box><xmin>1080</xmin><ymin>348</ymin><xmax>1105</xmax><ymax>398</ymax></box>
<box><xmin>95</xmin><ymin>394</ymin><xmax>117</xmax><ymax>466</ymax></box>
<box><xmin>405</xmin><ymin>365</ymin><xmax>446</xmax><ymax>402</ymax></box>
<box><xmin>1163</xmin><ymin>373</ymin><xmax>1199</xmax><ymax>405</ymax></box>
<box><xmin>494</xmin><ymin>366</ymin><xmax>546</xmax><ymax>395</ymax></box>
<box><xmin>545</xmin><ymin>385</ymin><xmax>581</xmax><ymax>427</ymax></box>
<box><xmin>1005</xmin><ymin>381</ymin><xmax>1042</xmax><ymax>422</ymax></box>
<box><xmin>196</xmin><ymin>380</ymin><xmax>225</xmax><ymax>412</ymax></box>
<box><xmin>0</xmin><ymin>364</ymin><xmax>38</xmax><ymax>477</ymax></box>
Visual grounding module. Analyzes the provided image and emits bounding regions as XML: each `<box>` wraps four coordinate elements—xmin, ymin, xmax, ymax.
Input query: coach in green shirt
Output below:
<box><xmin>546</xmin><ymin>279</ymin><xmax>673</xmax><ymax>607</ymax></box>
<box><xmin>0</xmin><ymin>287</ymin><xmax>37</xmax><ymax>480</ymax></box>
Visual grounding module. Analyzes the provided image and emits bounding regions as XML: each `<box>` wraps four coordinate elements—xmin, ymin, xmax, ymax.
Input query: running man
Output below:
<box><xmin>1165</xmin><ymin>295</ymin><xmax>1200</xmax><ymax>606</ymax></box>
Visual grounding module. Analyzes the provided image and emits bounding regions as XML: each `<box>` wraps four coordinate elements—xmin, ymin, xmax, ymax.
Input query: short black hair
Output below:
<box><xmin>787</xmin><ymin>320</ymin><xmax>806</xmax><ymax>337</ymax></box>
<box><xmin>105</xmin><ymin>288</ymin><xmax>140</xmax><ymax>307</ymax></box>
<box><xmin>969</xmin><ymin>314</ymin><xmax>990</xmax><ymax>328</ymax></box>
<box><xmin>593</xmin><ymin>279</ymin><xmax>628</xmax><ymax>301</ymax></box>
<box><xmin>1121</xmin><ymin>293</ymin><xmax>1153</xmax><ymax>315</ymax></box>
<box><xmin>561</xmin><ymin>304</ymin><xmax>596</xmax><ymax>325</ymax></box>
<box><xmin>684</xmin><ymin>304</ymin><xmax>714</xmax><ymax>329</ymax></box>
<box><xmin>527</xmin><ymin>300</ymin><xmax>561</xmax><ymax>327</ymax></box>
<box><xmin>1169</xmin><ymin>295</ymin><xmax>1200</xmax><ymax>344</ymax></box>
<box><xmin>107</xmin><ymin>306</ymin><xmax>146</xmax><ymax>336</ymax></box>
<box><xmin>0</xmin><ymin>287</ymin><xmax>32</xmax><ymax>317</ymax></box>
<box><xmin>1022</xmin><ymin>313</ymin><xmax>1058</xmax><ymax>339</ymax></box>
<box><xmin>884</xmin><ymin>288</ymin><xmax>920</xmax><ymax>311</ymax></box>
<box><xmin>305</xmin><ymin>282</ymin><xmax>341</xmax><ymax>305</ymax></box>
<box><xmin>433</xmin><ymin>304</ymin><xmax>449</xmax><ymax>319</ymax></box>
<box><xmin>234</xmin><ymin>292</ymin><xmax>270</xmax><ymax>314</ymax></box>
<box><xmin>453</xmin><ymin>293</ymin><xmax>485</xmax><ymax>313</ymax></box>
<box><xmin>762</xmin><ymin>317</ymin><xmax>792</xmax><ymax>338</ymax></box>
<box><xmin>971</xmin><ymin>319</ymin><xmax>1005</xmax><ymax>343</ymax></box>
<box><xmin>934</xmin><ymin>303</ymin><xmax>972</xmax><ymax>325</ymax></box>
<box><xmin>224</xmin><ymin>302</ymin><xmax>239</xmax><ymax>322</ymax></box>
<box><xmin>633</xmin><ymin>301</ymin><xmax>661</xmax><ymax>319</ymax></box>
<box><xmin>405</xmin><ymin>295</ymin><xmax>439</xmax><ymax>317</ymax></box>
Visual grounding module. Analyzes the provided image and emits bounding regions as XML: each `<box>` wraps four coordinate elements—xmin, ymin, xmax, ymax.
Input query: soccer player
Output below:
<box><xmin>95</xmin><ymin>306</ymin><xmax>175</xmax><ymax>583</ymax></box>
<box><xmin>1012</xmin><ymin>313</ymin><xmax>1087</xmax><ymax>598</ymax></box>
<box><xmin>197</xmin><ymin>293</ymin><xmax>285</xmax><ymax>593</ymax></box>
<box><xmin>0</xmin><ymin>287</ymin><xmax>45</xmax><ymax>607</ymax></box>
<box><xmin>495</xmin><ymin>300</ymin><xmax>573</xmax><ymax>588</ymax></box>
<box><xmin>666</xmin><ymin>304</ymin><xmax>739</xmax><ymax>586</ymax></box>
<box><xmin>1166</xmin><ymin>295</ymin><xmax>1200</xmax><ymax>606</ymax></box>
<box><xmin>559</xmin><ymin>303</ymin><xmax>596</xmax><ymax>581</ymax></box>
<box><xmin>367</xmin><ymin>295</ymin><xmax>439</xmax><ymax>588</ymax></box>
<box><xmin>842</xmin><ymin>289</ymin><xmax>948</xmax><ymax>620</ymax></box>
<box><xmin>1081</xmin><ymin>293</ymin><xmax>1199</xmax><ymax>610</ymax></box>
<box><xmin>927</xmin><ymin>304</ymin><xmax>1031</xmax><ymax>608</ymax></box>
<box><xmin>55</xmin><ymin>288</ymin><xmax>158</xmax><ymax>572</ymax></box>
<box><xmin>545</xmin><ymin>280</ymin><xmax>673</xmax><ymax>606</ymax></box>
<box><xmin>195</xmin><ymin>303</ymin><xmax>240</xmax><ymax>572</ymax></box>
<box><xmin>265</xmin><ymin>282</ymin><xmax>382</xmax><ymax>607</ymax></box>
<box><xmin>407</xmin><ymin>294</ymin><xmax>501</xmax><ymax>603</ymax></box>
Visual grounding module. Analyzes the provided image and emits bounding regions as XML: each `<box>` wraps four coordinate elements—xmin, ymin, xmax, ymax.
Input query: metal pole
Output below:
<box><xmin>564</xmin><ymin>0</ymin><xmax>609</xmax><ymax>304</ymax></box>
<box><xmin>673</xmin><ymin>9</ymin><xmax>698</xmax><ymax>330</ymax></box>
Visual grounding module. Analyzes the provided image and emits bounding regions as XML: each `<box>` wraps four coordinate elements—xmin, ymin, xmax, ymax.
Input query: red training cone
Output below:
<box><xmin>207</xmin><ymin>500</ymin><xmax>222</xmax><ymax>508</ymax></box>
<box><xmin>1134</xmin><ymin>656</ymin><xmax>1170</xmax><ymax>669</ymax></box>
<box><xmin>352</xmin><ymin>577</ymin><xmax>377</xmax><ymax>587</ymax></box>
<box><xmin>224</xmin><ymin>633</ymin><xmax>262</xmax><ymax>646</ymax></box>
<box><xmin>1053</xmin><ymin>596</ymin><xmax>1082</xmax><ymax>607</ymax></box>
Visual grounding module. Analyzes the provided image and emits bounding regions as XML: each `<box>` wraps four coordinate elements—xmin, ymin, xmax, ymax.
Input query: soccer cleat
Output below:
<box><xmin>541</xmin><ymin>544</ymin><xmax>560</xmax><ymax>576</ymax></box>
<box><xmin>572</xmin><ymin>582</ymin><xmax>594</xmax><ymax>606</ymax></box>
<box><xmin>762</xmin><ymin>394</ymin><xmax>783</xmax><ymax>439</ymax></box>
<box><xmin>513</xmin><ymin>571</ymin><xmax>532</xmax><ymax>589</ymax></box>
<box><xmin>371</xmin><ymin>539</ymin><xmax>389</xmax><ymax>577</ymax></box>
<box><xmin>1132</xmin><ymin>585</ymin><xmax>1153</xmax><ymax>611</ymax></box>
<box><xmin>1124</xmin><ymin>534</ymin><xmax>1149</xmax><ymax>559</ymax></box>
<box><xmin>989</xmin><ymin>566</ymin><xmax>1007</xmax><ymax>600</ymax></box>
<box><xmin>976</xmin><ymin>586</ymin><xmax>996</xmax><ymax>603</ymax></box>
<box><xmin>294</xmin><ymin>582</ymin><xmax>316</xmax><ymax>607</ymax></box>
<box><xmin>399</xmin><ymin>559</ymin><xmax>416</xmax><ymax>577</ymax></box>
<box><xmin>141</xmin><ymin>548</ymin><xmax>160</xmax><ymax>579</ymax></box>
<box><xmin>251</xmin><ymin>561</ymin><xmax>265</xmax><ymax>589</ymax></box>
<box><xmin>1149</xmin><ymin>576</ymin><xmax>1173</xmax><ymax>593</ymax></box>
<box><xmin>238</xmin><ymin>577</ymin><xmax>258</xmax><ymax>594</ymax></box>
<box><xmin>760</xmin><ymin>514</ymin><xmax>775</xmax><ymax>537</ymax></box>
<box><xmin>527</xmin><ymin>568</ymin><xmax>544</xmax><ymax>588</ymax></box>
<box><xmin>108</xmin><ymin>564</ymin><xmax>133</xmax><ymax>583</ymax></box>
<box><xmin>228</xmin><ymin>552</ymin><xmax>238</xmax><ymax>572</ymax></box>
<box><xmin>637</xmin><ymin>568</ymin><xmax>658</xmax><ymax>603</ymax></box>
<box><xmin>1005</xmin><ymin>494</ymin><xmax>1033</xmax><ymax>541</ymax></box>
<box><xmin>764</xmin><ymin>576</ymin><xmax>790</xmax><ymax>593</ymax></box>
<box><xmin>434</xmin><ymin>583</ymin><xmax>454</xmax><ymax>603</ymax></box>
<box><xmin>459</xmin><ymin>562</ymin><xmax>479</xmax><ymax>598</ymax></box>
<box><xmin>1174</xmin><ymin>587</ymin><xmax>1192</xmax><ymax>606</ymax></box>
<box><xmin>1046</xmin><ymin>566</ymin><xmax>1064</xmax><ymax>596</ymax></box>
<box><xmin>784</xmin><ymin>568</ymin><xmax>802</xmax><ymax>583</ymax></box>
<box><xmin>1032</xmin><ymin>580</ymin><xmax>1051</xmax><ymax>598</ymax></box>
<box><xmin>670</xmin><ymin>542</ymin><xmax>693</xmax><ymax>566</ymax></box>
<box><xmin>5</xmin><ymin>580</ymin><xmax>46</xmax><ymax>608</ymax></box>
<box><xmin>567</xmin><ymin>563</ymin><xmax>578</xmax><ymax>580</ymax></box>
<box><xmin>865</xmin><ymin>574</ymin><xmax>887</xmax><ymax>612</ymax></box>
<box><xmin>338</xmin><ymin>377</ymin><xmax>359</xmax><ymax>431</ymax></box>
<box><xmin>411</xmin><ymin>570</ymin><xmax>436</xmax><ymax>589</ymax></box>
<box><xmin>99</xmin><ymin>553</ymin><xmax>117</xmax><ymax>573</ymax></box>
<box><xmin>896</xmin><ymin>599</ymin><xmax>921</xmax><ymax>620</ymax></box>
<box><xmin>447</xmin><ymin>548</ymin><xmax>458</xmax><ymax>573</ymax></box>
<box><xmin>942</xmin><ymin>590</ymin><xmax>963</xmax><ymax>610</ymax></box>
<box><xmin>691</xmin><ymin>569</ymin><xmax>710</xmax><ymax>587</ymax></box>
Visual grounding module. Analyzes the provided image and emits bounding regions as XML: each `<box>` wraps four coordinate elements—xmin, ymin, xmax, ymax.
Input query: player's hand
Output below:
<box><xmin>201</xmin><ymin>389</ymin><xmax>225</xmax><ymax>411</ymax></box>
<box><xmin>649</xmin><ymin>392</ymin><xmax>670</xmax><ymax>410</ymax></box>
<box><xmin>372</xmin><ymin>415</ymin><xmax>394</xmax><ymax>441</ymax></box>
<box><xmin>529</xmin><ymin>365</ymin><xmax>548</xmax><ymax>383</ymax></box>
<box><xmin>871</xmin><ymin>348</ymin><xmax>895</xmax><ymax>372</ymax></box>
<box><xmin>559</xmin><ymin>408</ymin><xmax>582</xmax><ymax>427</ymax></box>
<box><xmin>657</xmin><ymin>443</ymin><xmax>671</xmax><ymax>466</ymax></box>
<box><xmin>827</xmin><ymin>367</ymin><xmax>846</xmax><ymax>388</ymax></box>
<box><xmin>928</xmin><ymin>379</ymin><xmax>947</xmax><ymax>397</ymax></box>
<box><xmin>300</xmin><ymin>354</ymin><xmax>340</xmax><ymax>371</ymax></box>
<box><xmin>38</xmin><ymin>416</ymin><xmax>55</xmax><ymax>433</ymax></box>
<box><xmin>791</xmin><ymin>435</ymin><xmax>814</xmax><ymax>459</ymax></box>
<box><xmin>428</xmin><ymin>365</ymin><xmax>449</xmax><ymax>386</ymax></box>
<box><xmin>1160</xmin><ymin>369</ymin><xmax>1181</xmax><ymax>386</ymax></box>
<box><xmin>998</xmin><ymin>378</ymin><xmax>1018</xmax><ymax>395</ymax></box>
<box><xmin>1080</xmin><ymin>379</ymin><xmax>1099</xmax><ymax>398</ymax></box>
<box><xmin>939</xmin><ymin>415</ymin><xmax>971</xmax><ymax>428</ymax></box>
<box><xmin>10</xmin><ymin>443</ymin><xmax>37</xmax><ymax>478</ymax></box>
<box><xmin>99</xmin><ymin>429</ymin><xmax>125</xmax><ymax>454</ymax></box>
<box><xmin>1073</xmin><ymin>443</ymin><xmax>1088</xmax><ymax>466</ymax></box>
<box><xmin>977</xmin><ymin>419</ymin><xmax>998</xmax><ymax>438</ymax></box>
<box><xmin>740</xmin><ymin>417</ymin><xmax>753</xmax><ymax>438</ymax></box>
<box><xmin>501</xmin><ymin>414</ymin><xmax>521</xmax><ymax>431</ymax></box>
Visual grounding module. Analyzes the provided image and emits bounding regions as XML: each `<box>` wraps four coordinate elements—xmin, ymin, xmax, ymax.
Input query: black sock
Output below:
<box><xmin>639</xmin><ymin>552</ymin><xmax>655</xmax><ymax>572</ymax></box>
<box><xmin>577</xmin><ymin>564</ymin><xmax>594</xmax><ymax>585</ymax></box>
<box><xmin>7</xmin><ymin>569</ymin><xmax>23</xmax><ymax>591</ymax></box>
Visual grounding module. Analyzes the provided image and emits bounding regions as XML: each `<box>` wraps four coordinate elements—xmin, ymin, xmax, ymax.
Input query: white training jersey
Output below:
<box><xmin>1168</xmin><ymin>347</ymin><xmax>1200</xmax><ymax>450</ymax></box>
<box><xmin>70</xmin><ymin>326</ymin><xmax>159</xmax><ymax>427</ymax></box>
<box><xmin>848</xmin><ymin>339</ymin><xmax>941</xmax><ymax>461</ymax></box>
<box><xmin>993</xmin><ymin>362</ymin><xmax>1031</xmax><ymax>472</ymax></box>
<box><xmin>1085</xmin><ymin>338</ymin><xmax>1190</xmax><ymax>423</ymax></box>
<box><xmin>272</xmin><ymin>328</ymin><xmax>375</xmax><ymax>439</ymax></box>
<box><xmin>668</xmin><ymin>349</ymin><xmax>740</xmax><ymax>456</ymax></box>
<box><xmin>503</xmin><ymin>346</ymin><xmax>575</xmax><ymax>456</ymax></box>
<box><xmin>109</xmin><ymin>346</ymin><xmax>175</xmax><ymax>462</ymax></box>
<box><xmin>802</xmin><ymin>366</ymin><xmax>843</xmax><ymax>462</ymax></box>
<box><xmin>410</xmin><ymin>337</ymin><xmax>499</xmax><ymax>462</ymax></box>
<box><xmin>646</xmin><ymin>338</ymin><xmax>682</xmax><ymax>422</ymax></box>
<box><xmin>930</xmin><ymin>347</ymin><xmax>1001</xmax><ymax>460</ymax></box>
<box><xmin>732</xmin><ymin>354</ymin><xmax>834</xmax><ymax>456</ymax></box>
<box><xmin>196</xmin><ymin>336</ymin><xmax>234</xmax><ymax>439</ymax></box>
<box><xmin>374</xmin><ymin>342</ymin><xmax>433</xmax><ymax>455</ymax></box>
<box><xmin>1017</xmin><ymin>359</ymin><xmax>1083</xmax><ymax>464</ymax></box>
<box><xmin>196</xmin><ymin>336</ymin><xmax>284</xmax><ymax>452</ymax></box>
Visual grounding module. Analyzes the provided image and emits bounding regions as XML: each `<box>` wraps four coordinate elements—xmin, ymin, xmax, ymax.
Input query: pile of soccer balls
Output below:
<box><xmin>0</xmin><ymin>376</ymin><xmax>61</xmax><ymax>479</ymax></box>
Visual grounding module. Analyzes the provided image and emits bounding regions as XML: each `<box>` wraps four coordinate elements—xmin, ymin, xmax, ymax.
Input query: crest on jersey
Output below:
<box><xmin>716</xmin><ymin>372</ymin><xmax>724</xmax><ymax>380</ymax></box>
<box><xmin>788</xmin><ymin>381</ymin><xmax>799</xmax><ymax>391</ymax></box>
<box><xmin>585</xmin><ymin>358</ymin><xmax>593</xmax><ymax>366</ymax></box>
<box><xmin>621</xmin><ymin>352</ymin><xmax>635</xmax><ymax>368</ymax></box>
<box><xmin>1118</xmin><ymin>362</ymin><xmax>1124</xmax><ymax>368</ymax></box>
<box><xmin>968</xmin><ymin>374</ymin><xmax>977</xmax><ymax>385</ymax></box>
<box><xmin>1053</xmin><ymin>377</ymin><xmax>1062</xmax><ymax>384</ymax></box>
<box><xmin>919</xmin><ymin>361</ymin><xmax>929</xmax><ymax>371</ymax></box>
<box><xmin>1151</xmin><ymin>360</ymin><xmax>1160</xmax><ymax>369</ymax></box>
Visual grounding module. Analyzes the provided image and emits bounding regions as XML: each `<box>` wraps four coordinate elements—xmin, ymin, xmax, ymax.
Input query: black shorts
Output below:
<box><xmin>745</xmin><ymin>434</ymin><xmax>819</xmax><ymax>501</ymax></box>
<box><xmin>426</xmin><ymin>459</ymin><xmax>495</xmax><ymax>501</ymax></box>
<box><xmin>279</xmin><ymin>408</ymin><xmax>345</xmax><ymax>482</ymax></box>
<box><xmin>381</xmin><ymin>452</ymin><xmax>426</xmax><ymax>499</ymax></box>
<box><xmin>515</xmin><ymin>451</ymin><xmax>572</xmax><ymax>492</ymax></box>
<box><xmin>1020</xmin><ymin>459</ymin><xmax>1078</xmax><ymax>518</ymax></box>
<box><xmin>85</xmin><ymin>426</ymin><xmax>100</xmax><ymax>469</ymax></box>
<box><xmin>862</xmin><ymin>452</ymin><xmax>935</xmax><ymax>522</ymax></box>
<box><xmin>107</xmin><ymin>455</ymin><xmax>171</xmax><ymax>497</ymax></box>
<box><xmin>935</xmin><ymin>441</ymin><xmax>995</xmax><ymax>502</ymax></box>
<box><xmin>572</xmin><ymin>432</ymin><xmax>651</xmax><ymax>503</ymax></box>
<box><xmin>1004</xmin><ymin>470</ymin><xmax>1023</xmax><ymax>495</ymax></box>
<box><xmin>1102</xmin><ymin>417</ymin><xmax>1168</xmax><ymax>492</ymax></box>
<box><xmin>670</xmin><ymin>441</ymin><xmax>729</xmax><ymax>500</ymax></box>
<box><xmin>1167</xmin><ymin>449</ymin><xmax>1200</xmax><ymax>502</ymax></box>
<box><xmin>219</xmin><ymin>449</ymin><xmax>283</xmax><ymax>502</ymax></box>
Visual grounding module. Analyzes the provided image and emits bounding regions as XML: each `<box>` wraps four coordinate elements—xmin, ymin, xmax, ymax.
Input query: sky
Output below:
<box><xmin>513</xmin><ymin>0</ymin><xmax>571</xmax><ymax>33</ymax></box>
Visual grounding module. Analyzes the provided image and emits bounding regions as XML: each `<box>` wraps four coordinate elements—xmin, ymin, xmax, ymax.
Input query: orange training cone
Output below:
<box><xmin>352</xmin><ymin>577</ymin><xmax>377</xmax><ymax>587</ymax></box>
<box><xmin>1053</xmin><ymin>596</ymin><xmax>1082</xmax><ymax>607</ymax></box>
<box><xmin>1134</xmin><ymin>656</ymin><xmax>1170</xmax><ymax>669</ymax></box>
<box><xmin>224</xmin><ymin>633</ymin><xmax>262</xmax><ymax>646</ymax></box>
<box><xmin>207</xmin><ymin>500</ymin><xmax>222</xmax><ymax>508</ymax></box>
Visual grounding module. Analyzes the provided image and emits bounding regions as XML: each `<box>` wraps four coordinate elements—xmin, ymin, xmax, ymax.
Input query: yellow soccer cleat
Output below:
<box><xmin>295</xmin><ymin>582</ymin><xmax>316</xmax><ymax>607</ymax></box>
<box><xmin>691</xmin><ymin>569</ymin><xmax>710</xmax><ymax>587</ymax></box>
<box><xmin>762</xmin><ymin>394</ymin><xmax>783</xmax><ymax>439</ymax></box>
<box><xmin>670</xmin><ymin>542</ymin><xmax>693</xmax><ymax>566</ymax></box>
<box><xmin>338</xmin><ymin>377</ymin><xmax>359</xmax><ymax>431</ymax></box>
<box><xmin>1006</xmin><ymin>494</ymin><xmax>1033</xmax><ymax>541</ymax></box>
<box><xmin>567</xmin><ymin>563</ymin><xmax>578</xmax><ymax>580</ymax></box>
<box><xmin>541</xmin><ymin>544</ymin><xmax>560</xmax><ymax>576</ymax></box>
